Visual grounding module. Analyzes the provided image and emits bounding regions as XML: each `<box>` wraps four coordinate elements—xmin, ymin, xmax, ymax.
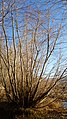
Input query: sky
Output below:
<box><xmin>0</xmin><ymin>0</ymin><xmax>67</xmax><ymax>77</ymax></box>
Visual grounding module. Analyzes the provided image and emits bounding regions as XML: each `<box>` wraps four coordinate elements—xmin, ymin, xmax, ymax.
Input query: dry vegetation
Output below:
<box><xmin>0</xmin><ymin>0</ymin><xmax>67</xmax><ymax>118</ymax></box>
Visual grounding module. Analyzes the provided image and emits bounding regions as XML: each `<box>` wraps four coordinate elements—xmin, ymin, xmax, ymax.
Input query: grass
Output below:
<box><xmin>0</xmin><ymin>101</ymin><xmax>67</xmax><ymax>119</ymax></box>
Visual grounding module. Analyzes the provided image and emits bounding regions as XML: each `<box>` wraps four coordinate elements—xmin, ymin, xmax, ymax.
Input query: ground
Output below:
<box><xmin>0</xmin><ymin>101</ymin><xmax>67</xmax><ymax>119</ymax></box>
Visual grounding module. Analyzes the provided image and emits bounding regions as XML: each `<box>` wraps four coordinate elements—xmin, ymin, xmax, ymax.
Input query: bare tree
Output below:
<box><xmin>0</xmin><ymin>0</ymin><xmax>67</xmax><ymax>117</ymax></box>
